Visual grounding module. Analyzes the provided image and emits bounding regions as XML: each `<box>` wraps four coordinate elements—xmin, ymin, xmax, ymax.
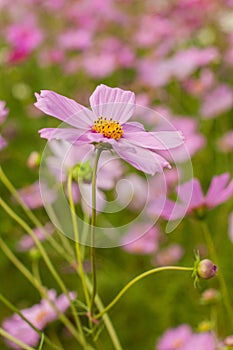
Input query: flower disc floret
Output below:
<box><xmin>92</xmin><ymin>116</ymin><xmax>124</xmax><ymax>140</ymax></box>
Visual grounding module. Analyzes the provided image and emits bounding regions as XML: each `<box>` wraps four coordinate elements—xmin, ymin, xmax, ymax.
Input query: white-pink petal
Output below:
<box><xmin>39</xmin><ymin>128</ymin><xmax>88</xmax><ymax>144</ymax></box>
<box><xmin>112</xmin><ymin>139</ymin><xmax>163</xmax><ymax>175</ymax></box>
<box><xmin>35</xmin><ymin>90</ymin><xmax>94</xmax><ymax>129</ymax></box>
<box><xmin>89</xmin><ymin>84</ymin><xmax>135</xmax><ymax>124</ymax></box>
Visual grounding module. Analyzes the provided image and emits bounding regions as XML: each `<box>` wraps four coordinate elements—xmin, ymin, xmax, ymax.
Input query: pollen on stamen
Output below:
<box><xmin>92</xmin><ymin>116</ymin><xmax>124</xmax><ymax>140</ymax></box>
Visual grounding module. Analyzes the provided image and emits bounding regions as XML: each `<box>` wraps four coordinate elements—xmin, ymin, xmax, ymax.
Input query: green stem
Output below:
<box><xmin>0</xmin><ymin>167</ymin><xmax>74</xmax><ymax>262</ymax></box>
<box><xmin>0</xmin><ymin>294</ymin><xmax>62</xmax><ymax>350</ymax></box>
<box><xmin>201</xmin><ymin>221</ymin><xmax>233</xmax><ymax>328</ymax></box>
<box><xmin>0</xmin><ymin>198</ymin><xmax>87</xmax><ymax>347</ymax></box>
<box><xmin>0</xmin><ymin>237</ymin><xmax>87</xmax><ymax>348</ymax></box>
<box><xmin>90</xmin><ymin>149</ymin><xmax>102</xmax><ymax>318</ymax></box>
<box><xmin>95</xmin><ymin>266</ymin><xmax>193</xmax><ymax>319</ymax></box>
<box><xmin>68</xmin><ymin>170</ymin><xmax>90</xmax><ymax>308</ymax></box>
<box><xmin>94</xmin><ymin>292</ymin><xmax>123</xmax><ymax>350</ymax></box>
<box><xmin>0</xmin><ymin>327</ymin><xmax>36</xmax><ymax>350</ymax></box>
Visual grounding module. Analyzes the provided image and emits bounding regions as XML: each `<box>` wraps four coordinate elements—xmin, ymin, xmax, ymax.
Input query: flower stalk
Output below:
<box><xmin>94</xmin><ymin>266</ymin><xmax>193</xmax><ymax>319</ymax></box>
<box><xmin>90</xmin><ymin>147</ymin><xmax>102</xmax><ymax>318</ymax></box>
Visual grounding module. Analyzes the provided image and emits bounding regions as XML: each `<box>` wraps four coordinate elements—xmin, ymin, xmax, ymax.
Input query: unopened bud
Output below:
<box><xmin>197</xmin><ymin>259</ymin><xmax>217</xmax><ymax>279</ymax></box>
<box><xmin>224</xmin><ymin>335</ymin><xmax>233</xmax><ymax>347</ymax></box>
<box><xmin>197</xmin><ymin>320</ymin><xmax>213</xmax><ymax>332</ymax></box>
<box><xmin>200</xmin><ymin>288</ymin><xmax>221</xmax><ymax>305</ymax></box>
<box><xmin>29</xmin><ymin>248</ymin><xmax>41</xmax><ymax>260</ymax></box>
<box><xmin>27</xmin><ymin>151</ymin><xmax>40</xmax><ymax>169</ymax></box>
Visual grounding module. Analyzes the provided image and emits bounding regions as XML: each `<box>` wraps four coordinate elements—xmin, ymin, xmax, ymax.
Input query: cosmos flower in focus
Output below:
<box><xmin>35</xmin><ymin>84</ymin><xmax>183</xmax><ymax>175</ymax></box>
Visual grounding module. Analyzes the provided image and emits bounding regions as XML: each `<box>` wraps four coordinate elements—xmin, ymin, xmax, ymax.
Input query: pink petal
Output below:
<box><xmin>149</xmin><ymin>198</ymin><xmax>186</xmax><ymax>221</ymax></box>
<box><xmin>35</xmin><ymin>90</ymin><xmax>94</xmax><ymax>129</ymax></box>
<box><xmin>112</xmin><ymin>139</ymin><xmax>164</xmax><ymax>175</ymax></box>
<box><xmin>178</xmin><ymin>179</ymin><xmax>204</xmax><ymax>210</ymax></box>
<box><xmin>89</xmin><ymin>84</ymin><xmax>135</xmax><ymax>124</ymax></box>
<box><xmin>39</xmin><ymin>128</ymin><xmax>88</xmax><ymax>144</ymax></box>
<box><xmin>0</xmin><ymin>134</ymin><xmax>7</xmax><ymax>150</ymax></box>
<box><xmin>205</xmin><ymin>173</ymin><xmax>233</xmax><ymax>207</ymax></box>
<box><xmin>123</xmin><ymin>128</ymin><xmax>184</xmax><ymax>150</ymax></box>
<box><xmin>150</xmin><ymin>131</ymin><xmax>184</xmax><ymax>149</ymax></box>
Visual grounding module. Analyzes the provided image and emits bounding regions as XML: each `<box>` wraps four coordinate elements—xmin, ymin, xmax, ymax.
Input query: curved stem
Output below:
<box><xmin>90</xmin><ymin>148</ymin><xmax>102</xmax><ymax>318</ymax></box>
<box><xmin>68</xmin><ymin>170</ymin><xmax>90</xmax><ymax>308</ymax></box>
<box><xmin>95</xmin><ymin>266</ymin><xmax>193</xmax><ymax>319</ymax></box>
<box><xmin>201</xmin><ymin>221</ymin><xmax>233</xmax><ymax>328</ymax></box>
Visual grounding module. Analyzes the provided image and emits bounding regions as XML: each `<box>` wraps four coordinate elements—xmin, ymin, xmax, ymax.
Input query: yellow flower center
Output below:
<box><xmin>92</xmin><ymin>117</ymin><xmax>124</xmax><ymax>140</ymax></box>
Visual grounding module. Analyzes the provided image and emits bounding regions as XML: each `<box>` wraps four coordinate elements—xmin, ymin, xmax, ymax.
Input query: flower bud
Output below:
<box><xmin>200</xmin><ymin>288</ymin><xmax>221</xmax><ymax>305</ymax></box>
<box><xmin>197</xmin><ymin>259</ymin><xmax>217</xmax><ymax>279</ymax></box>
<box><xmin>197</xmin><ymin>320</ymin><xmax>213</xmax><ymax>332</ymax></box>
<box><xmin>27</xmin><ymin>151</ymin><xmax>40</xmax><ymax>169</ymax></box>
<box><xmin>224</xmin><ymin>335</ymin><xmax>233</xmax><ymax>347</ymax></box>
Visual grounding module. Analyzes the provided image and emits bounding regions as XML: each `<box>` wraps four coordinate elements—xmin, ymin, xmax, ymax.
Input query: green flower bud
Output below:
<box><xmin>72</xmin><ymin>161</ymin><xmax>93</xmax><ymax>184</ymax></box>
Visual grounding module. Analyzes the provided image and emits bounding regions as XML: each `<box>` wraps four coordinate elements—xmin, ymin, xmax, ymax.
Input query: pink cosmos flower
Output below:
<box><xmin>157</xmin><ymin>324</ymin><xmax>193</xmax><ymax>350</ymax></box>
<box><xmin>121</xmin><ymin>224</ymin><xmax>161</xmax><ymax>255</ymax></box>
<box><xmin>200</xmin><ymin>85</ymin><xmax>233</xmax><ymax>119</ymax></box>
<box><xmin>0</xmin><ymin>100</ymin><xmax>9</xmax><ymax>150</ymax></box>
<box><xmin>181</xmin><ymin>332</ymin><xmax>216</xmax><ymax>350</ymax></box>
<box><xmin>153</xmin><ymin>243</ymin><xmax>184</xmax><ymax>266</ymax></box>
<box><xmin>150</xmin><ymin>173</ymin><xmax>233</xmax><ymax>221</ymax></box>
<box><xmin>217</xmin><ymin>130</ymin><xmax>233</xmax><ymax>153</ymax></box>
<box><xmin>5</xmin><ymin>18</ymin><xmax>43</xmax><ymax>64</ymax></box>
<box><xmin>17</xmin><ymin>181</ymin><xmax>56</xmax><ymax>209</ymax></box>
<box><xmin>17</xmin><ymin>222</ymin><xmax>55</xmax><ymax>252</ymax></box>
<box><xmin>155</xmin><ymin>107</ymin><xmax>206</xmax><ymax>162</ymax></box>
<box><xmin>58</xmin><ymin>29</ymin><xmax>92</xmax><ymax>51</ymax></box>
<box><xmin>35</xmin><ymin>85</ymin><xmax>183</xmax><ymax>175</ymax></box>
<box><xmin>0</xmin><ymin>100</ymin><xmax>8</xmax><ymax>124</ymax></box>
<box><xmin>2</xmin><ymin>289</ymin><xmax>76</xmax><ymax>349</ymax></box>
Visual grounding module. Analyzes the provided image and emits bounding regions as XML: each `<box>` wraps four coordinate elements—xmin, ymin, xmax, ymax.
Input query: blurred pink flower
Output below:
<box><xmin>135</xmin><ymin>15</ymin><xmax>174</xmax><ymax>48</ymax></box>
<box><xmin>156</xmin><ymin>107</ymin><xmax>206</xmax><ymax>162</ymax></box>
<box><xmin>138</xmin><ymin>48</ymin><xmax>218</xmax><ymax>88</ymax></box>
<box><xmin>0</xmin><ymin>100</ymin><xmax>9</xmax><ymax>125</ymax></box>
<box><xmin>153</xmin><ymin>244</ymin><xmax>184</xmax><ymax>266</ymax></box>
<box><xmin>201</xmin><ymin>85</ymin><xmax>233</xmax><ymax>119</ymax></box>
<box><xmin>229</xmin><ymin>211</ymin><xmax>233</xmax><ymax>243</ymax></box>
<box><xmin>17</xmin><ymin>181</ymin><xmax>56</xmax><ymax>209</ymax></box>
<box><xmin>217</xmin><ymin>130</ymin><xmax>233</xmax><ymax>153</ymax></box>
<box><xmin>47</xmin><ymin>140</ymin><xmax>123</xmax><ymax>214</ymax></box>
<box><xmin>36</xmin><ymin>84</ymin><xmax>183</xmax><ymax>175</ymax></box>
<box><xmin>0</xmin><ymin>135</ymin><xmax>7</xmax><ymax>150</ymax></box>
<box><xmin>2</xmin><ymin>289</ymin><xmax>76</xmax><ymax>349</ymax></box>
<box><xmin>82</xmin><ymin>52</ymin><xmax>117</xmax><ymax>78</ymax></box>
<box><xmin>5</xmin><ymin>18</ymin><xmax>43</xmax><ymax>64</ymax></box>
<box><xmin>150</xmin><ymin>173</ymin><xmax>233</xmax><ymax>220</ymax></box>
<box><xmin>17</xmin><ymin>222</ymin><xmax>55</xmax><ymax>251</ymax></box>
<box><xmin>183</xmin><ymin>69</ymin><xmax>214</xmax><ymax>96</ymax></box>
<box><xmin>181</xmin><ymin>332</ymin><xmax>215</xmax><ymax>350</ymax></box>
<box><xmin>0</xmin><ymin>100</ymin><xmax>9</xmax><ymax>150</ymax></box>
<box><xmin>157</xmin><ymin>324</ymin><xmax>193</xmax><ymax>350</ymax></box>
<box><xmin>58</xmin><ymin>29</ymin><xmax>92</xmax><ymax>51</ymax></box>
<box><xmin>121</xmin><ymin>224</ymin><xmax>161</xmax><ymax>255</ymax></box>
